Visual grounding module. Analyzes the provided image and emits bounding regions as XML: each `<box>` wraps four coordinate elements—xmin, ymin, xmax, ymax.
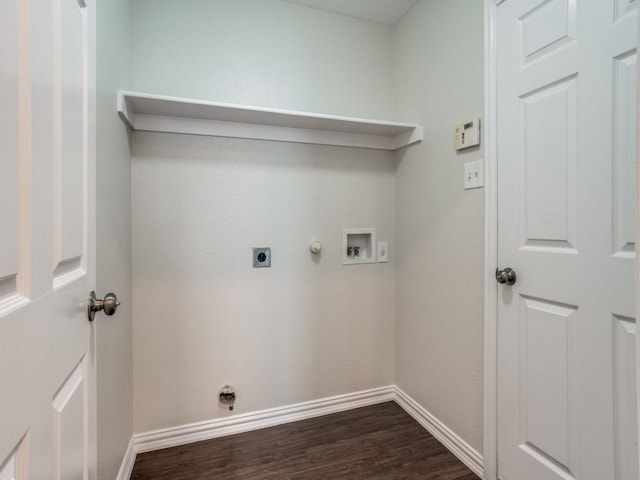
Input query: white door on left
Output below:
<box><xmin>0</xmin><ymin>0</ymin><xmax>97</xmax><ymax>478</ymax></box>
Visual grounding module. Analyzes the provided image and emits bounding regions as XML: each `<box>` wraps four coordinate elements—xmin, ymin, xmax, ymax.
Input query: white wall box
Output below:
<box><xmin>343</xmin><ymin>228</ymin><xmax>377</xmax><ymax>265</ymax></box>
<box><xmin>117</xmin><ymin>91</ymin><xmax>423</xmax><ymax>151</ymax></box>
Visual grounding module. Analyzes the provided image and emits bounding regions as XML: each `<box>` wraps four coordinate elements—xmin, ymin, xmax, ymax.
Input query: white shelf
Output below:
<box><xmin>117</xmin><ymin>91</ymin><xmax>422</xmax><ymax>151</ymax></box>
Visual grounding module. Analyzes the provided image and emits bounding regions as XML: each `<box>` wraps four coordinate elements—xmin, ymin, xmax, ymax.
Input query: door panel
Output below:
<box><xmin>615</xmin><ymin>0</ymin><xmax>637</xmax><ymax>22</ymax></box>
<box><xmin>519</xmin><ymin>296</ymin><xmax>578</xmax><ymax>472</ymax></box>
<box><xmin>0</xmin><ymin>0</ymin><xmax>96</xmax><ymax>478</ymax></box>
<box><xmin>0</xmin><ymin>0</ymin><xmax>28</xmax><ymax>311</ymax></box>
<box><xmin>0</xmin><ymin>437</ymin><xmax>27</xmax><ymax>480</ymax></box>
<box><xmin>496</xmin><ymin>1</ymin><xmax>637</xmax><ymax>479</ymax></box>
<box><xmin>613</xmin><ymin>50</ymin><xmax>637</xmax><ymax>256</ymax></box>
<box><xmin>521</xmin><ymin>76</ymin><xmax>578</xmax><ymax>249</ymax></box>
<box><xmin>54</xmin><ymin>0</ymin><xmax>87</xmax><ymax>283</ymax></box>
<box><xmin>53</xmin><ymin>359</ymin><xmax>88</xmax><ymax>480</ymax></box>
<box><xmin>519</xmin><ymin>0</ymin><xmax>577</xmax><ymax>65</ymax></box>
<box><xmin>614</xmin><ymin>316</ymin><xmax>638</xmax><ymax>480</ymax></box>
<box><xmin>0</xmin><ymin>455</ymin><xmax>16</xmax><ymax>480</ymax></box>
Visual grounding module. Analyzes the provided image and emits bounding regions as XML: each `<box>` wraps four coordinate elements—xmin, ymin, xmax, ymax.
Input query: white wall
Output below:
<box><xmin>392</xmin><ymin>0</ymin><xmax>485</xmax><ymax>453</ymax></box>
<box><xmin>131</xmin><ymin>0</ymin><xmax>396</xmax><ymax>433</ymax></box>
<box><xmin>95</xmin><ymin>0</ymin><xmax>132</xmax><ymax>478</ymax></box>
<box><xmin>132</xmin><ymin>0</ymin><xmax>393</xmax><ymax>120</ymax></box>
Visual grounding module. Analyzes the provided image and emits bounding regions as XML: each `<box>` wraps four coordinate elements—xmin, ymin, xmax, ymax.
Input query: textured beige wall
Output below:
<box><xmin>130</xmin><ymin>0</ymin><xmax>397</xmax><ymax>433</ymax></box>
<box><xmin>132</xmin><ymin>134</ymin><xmax>396</xmax><ymax>432</ymax></box>
<box><xmin>392</xmin><ymin>0</ymin><xmax>485</xmax><ymax>453</ymax></box>
<box><xmin>132</xmin><ymin>0</ymin><xmax>393</xmax><ymax>120</ymax></box>
<box><xmin>96</xmin><ymin>0</ymin><xmax>133</xmax><ymax>478</ymax></box>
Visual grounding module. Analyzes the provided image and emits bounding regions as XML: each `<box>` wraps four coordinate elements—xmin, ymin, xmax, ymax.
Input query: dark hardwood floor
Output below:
<box><xmin>130</xmin><ymin>401</ymin><xmax>481</xmax><ymax>480</ymax></box>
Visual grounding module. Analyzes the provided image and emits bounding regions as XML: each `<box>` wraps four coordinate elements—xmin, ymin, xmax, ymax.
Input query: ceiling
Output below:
<box><xmin>283</xmin><ymin>0</ymin><xmax>419</xmax><ymax>26</ymax></box>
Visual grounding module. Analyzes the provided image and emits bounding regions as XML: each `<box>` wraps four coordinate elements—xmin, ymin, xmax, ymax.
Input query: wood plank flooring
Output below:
<box><xmin>130</xmin><ymin>402</ymin><xmax>480</xmax><ymax>480</ymax></box>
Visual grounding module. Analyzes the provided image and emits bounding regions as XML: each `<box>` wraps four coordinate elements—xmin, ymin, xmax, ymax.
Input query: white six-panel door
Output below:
<box><xmin>0</xmin><ymin>0</ymin><xmax>96</xmax><ymax>478</ymax></box>
<box><xmin>496</xmin><ymin>1</ymin><xmax>638</xmax><ymax>479</ymax></box>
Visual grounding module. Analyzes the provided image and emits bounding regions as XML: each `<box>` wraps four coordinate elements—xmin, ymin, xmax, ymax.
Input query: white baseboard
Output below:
<box><xmin>118</xmin><ymin>385</ymin><xmax>484</xmax><ymax>480</ymax></box>
<box><xmin>114</xmin><ymin>437</ymin><xmax>136</xmax><ymax>480</ymax></box>
<box><xmin>132</xmin><ymin>385</ymin><xmax>395</xmax><ymax>454</ymax></box>
<box><xmin>393</xmin><ymin>386</ymin><xmax>485</xmax><ymax>479</ymax></box>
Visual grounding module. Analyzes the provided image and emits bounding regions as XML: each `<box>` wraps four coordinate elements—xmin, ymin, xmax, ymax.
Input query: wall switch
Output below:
<box><xmin>377</xmin><ymin>242</ymin><xmax>389</xmax><ymax>263</ymax></box>
<box><xmin>464</xmin><ymin>159</ymin><xmax>484</xmax><ymax>190</ymax></box>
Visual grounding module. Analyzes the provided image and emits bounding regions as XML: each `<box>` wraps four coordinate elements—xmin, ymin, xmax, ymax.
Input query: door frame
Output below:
<box><xmin>483</xmin><ymin>2</ymin><xmax>500</xmax><ymax>479</ymax></box>
<box><xmin>482</xmin><ymin>3</ymin><xmax>640</xmax><ymax>480</ymax></box>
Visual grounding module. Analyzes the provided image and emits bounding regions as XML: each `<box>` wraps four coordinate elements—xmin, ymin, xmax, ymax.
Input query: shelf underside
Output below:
<box><xmin>118</xmin><ymin>91</ymin><xmax>422</xmax><ymax>151</ymax></box>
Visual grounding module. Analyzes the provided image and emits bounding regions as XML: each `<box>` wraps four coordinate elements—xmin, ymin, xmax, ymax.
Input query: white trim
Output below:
<box><xmin>0</xmin><ymin>293</ymin><xmax>30</xmax><ymax>319</ymax></box>
<box><xmin>117</xmin><ymin>91</ymin><xmax>423</xmax><ymax>151</ymax></box>
<box><xmin>636</xmin><ymin>6</ymin><xmax>640</xmax><ymax>477</ymax></box>
<box><xmin>394</xmin><ymin>387</ymin><xmax>485</xmax><ymax>479</ymax></box>
<box><xmin>115</xmin><ymin>438</ymin><xmax>136</xmax><ymax>480</ymax></box>
<box><xmin>132</xmin><ymin>386</ymin><xmax>395</xmax><ymax>454</ymax></box>
<box><xmin>483</xmin><ymin>1</ymin><xmax>500</xmax><ymax>480</ymax></box>
<box><xmin>120</xmin><ymin>386</ymin><xmax>484</xmax><ymax>480</ymax></box>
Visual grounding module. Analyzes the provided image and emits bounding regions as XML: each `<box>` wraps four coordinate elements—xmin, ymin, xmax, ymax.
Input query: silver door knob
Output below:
<box><xmin>87</xmin><ymin>291</ymin><xmax>121</xmax><ymax>322</ymax></box>
<box><xmin>496</xmin><ymin>267</ymin><xmax>517</xmax><ymax>286</ymax></box>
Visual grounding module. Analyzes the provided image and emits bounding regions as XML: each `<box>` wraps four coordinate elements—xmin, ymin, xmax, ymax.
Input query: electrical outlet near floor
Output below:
<box><xmin>464</xmin><ymin>159</ymin><xmax>484</xmax><ymax>190</ymax></box>
<box><xmin>252</xmin><ymin>247</ymin><xmax>271</xmax><ymax>268</ymax></box>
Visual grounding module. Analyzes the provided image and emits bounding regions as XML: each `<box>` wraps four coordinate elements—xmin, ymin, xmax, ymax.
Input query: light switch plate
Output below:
<box><xmin>464</xmin><ymin>159</ymin><xmax>484</xmax><ymax>190</ymax></box>
<box><xmin>377</xmin><ymin>242</ymin><xmax>389</xmax><ymax>263</ymax></box>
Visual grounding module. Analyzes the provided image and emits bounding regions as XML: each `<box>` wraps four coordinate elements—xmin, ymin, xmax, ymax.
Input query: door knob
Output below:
<box><xmin>87</xmin><ymin>291</ymin><xmax>121</xmax><ymax>322</ymax></box>
<box><xmin>496</xmin><ymin>267</ymin><xmax>517</xmax><ymax>286</ymax></box>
